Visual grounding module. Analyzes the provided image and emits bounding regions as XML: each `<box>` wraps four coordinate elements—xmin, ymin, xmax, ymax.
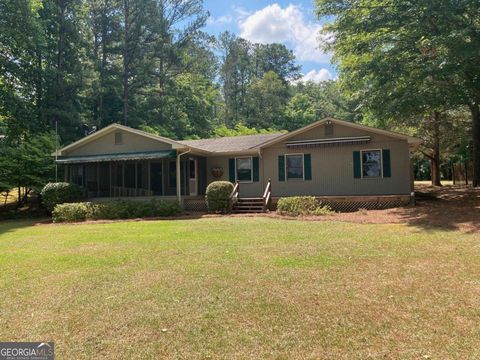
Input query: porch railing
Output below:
<box><xmin>112</xmin><ymin>186</ymin><xmax>153</xmax><ymax>197</ymax></box>
<box><xmin>262</xmin><ymin>178</ymin><xmax>272</xmax><ymax>211</ymax></box>
<box><xmin>229</xmin><ymin>180</ymin><xmax>239</xmax><ymax>209</ymax></box>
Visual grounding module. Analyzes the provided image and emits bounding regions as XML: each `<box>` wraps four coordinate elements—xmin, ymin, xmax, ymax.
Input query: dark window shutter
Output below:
<box><xmin>382</xmin><ymin>149</ymin><xmax>391</xmax><ymax>177</ymax></box>
<box><xmin>278</xmin><ymin>155</ymin><xmax>285</xmax><ymax>182</ymax></box>
<box><xmin>253</xmin><ymin>157</ymin><xmax>259</xmax><ymax>182</ymax></box>
<box><xmin>353</xmin><ymin>151</ymin><xmax>361</xmax><ymax>178</ymax></box>
<box><xmin>228</xmin><ymin>158</ymin><xmax>235</xmax><ymax>183</ymax></box>
<box><xmin>304</xmin><ymin>154</ymin><xmax>312</xmax><ymax>180</ymax></box>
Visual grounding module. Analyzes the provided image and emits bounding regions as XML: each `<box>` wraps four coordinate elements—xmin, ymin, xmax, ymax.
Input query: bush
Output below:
<box><xmin>205</xmin><ymin>181</ymin><xmax>234</xmax><ymax>213</ymax></box>
<box><xmin>276</xmin><ymin>196</ymin><xmax>333</xmax><ymax>216</ymax></box>
<box><xmin>52</xmin><ymin>202</ymin><xmax>90</xmax><ymax>222</ymax></box>
<box><xmin>40</xmin><ymin>182</ymin><xmax>83</xmax><ymax>212</ymax></box>
<box><xmin>52</xmin><ymin>199</ymin><xmax>180</xmax><ymax>223</ymax></box>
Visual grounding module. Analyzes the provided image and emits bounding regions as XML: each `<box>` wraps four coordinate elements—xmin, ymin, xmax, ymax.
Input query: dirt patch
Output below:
<box><xmin>221</xmin><ymin>184</ymin><xmax>480</xmax><ymax>233</ymax></box>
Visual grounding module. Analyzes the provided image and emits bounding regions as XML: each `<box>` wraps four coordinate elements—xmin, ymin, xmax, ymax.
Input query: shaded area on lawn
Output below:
<box><xmin>397</xmin><ymin>184</ymin><xmax>480</xmax><ymax>232</ymax></box>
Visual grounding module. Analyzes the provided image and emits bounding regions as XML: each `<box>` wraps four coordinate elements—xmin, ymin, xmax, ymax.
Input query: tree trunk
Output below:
<box><xmin>431</xmin><ymin>111</ymin><xmax>442</xmax><ymax>186</ymax></box>
<box><xmin>122</xmin><ymin>0</ymin><xmax>130</xmax><ymax>126</ymax></box>
<box><xmin>99</xmin><ymin>1</ymin><xmax>108</xmax><ymax>127</ymax></box>
<box><xmin>471</xmin><ymin>103</ymin><xmax>480</xmax><ymax>187</ymax></box>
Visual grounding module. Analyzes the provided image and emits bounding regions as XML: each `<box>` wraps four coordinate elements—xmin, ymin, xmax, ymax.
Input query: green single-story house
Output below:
<box><xmin>54</xmin><ymin>118</ymin><xmax>421</xmax><ymax>211</ymax></box>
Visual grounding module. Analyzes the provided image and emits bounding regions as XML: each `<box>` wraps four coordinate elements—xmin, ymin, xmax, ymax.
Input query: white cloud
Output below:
<box><xmin>296</xmin><ymin>69</ymin><xmax>333</xmax><ymax>83</ymax></box>
<box><xmin>238</xmin><ymin>4</ymin><xmax>332</xmax><ymax>64</ymax></box>
<box><xmin>207</xmin><ymin>14</ymin><xmax>233</xmax><ymax>25</ymax></box>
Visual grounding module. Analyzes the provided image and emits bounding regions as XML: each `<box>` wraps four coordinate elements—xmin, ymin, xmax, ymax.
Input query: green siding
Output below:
<box><xmin>278</xmin><ymin>155</ymin><xmax>285</xmax><ymax>182</ymax></box>
<box><xmin>304</xmin><ymin>154</ymin><xmax>312</xmax><ymax>180</ymax></box>
<box><xmin>228</xmin><ymin>158</ymin><xmax>235</xmax><ymax>183</ymax></box>
<box><xmin>353</xmin><ymin>151</ymin><xmax>361</xmax><ymax>178</ymax></box>
<box><xmin>382</xmin><ymin>149</ymin><xmax>391</xmax><ymax>177</ymax></box>
<box><xmin>253</xmin><ymin>156</ymin><xmax>259</xmax><ymax>182</ymax></box>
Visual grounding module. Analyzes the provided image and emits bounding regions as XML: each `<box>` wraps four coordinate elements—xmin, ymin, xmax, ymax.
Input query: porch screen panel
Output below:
<box><xmin>197</xmin><ymin>157</ymin><xmax>207</xmax><ymax>195</ymax></box>
<box><xmin>113</xmin><ymin>163</ymin><xmax>123</xmax><ymax>187</ymax></box>
<box><xmin>124</xmin><ymin>163</ymin><xmax>136</xmax><ymax>188</ymax></box>
<box><xmin>98</xmin><ymin>163</ymin><xmax>110</xmax><ymax>197</ymax></box>
<box><xmin>169</xmin><ymin>161</ymin><xmax>176</xmax><ymax>188</ymax></box>
<box><xmin>150</xmin><ymin>162</ymin><xmax>163</xmax><ymax>196</ymax></box>
<box><xmin>85</xmin><ymin>164</ymin><xmax>98</xmax><ymax>196</ymax></box>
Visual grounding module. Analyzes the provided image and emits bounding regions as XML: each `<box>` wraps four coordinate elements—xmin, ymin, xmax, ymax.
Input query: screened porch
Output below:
<box><xmin>61</xmin><ymin>156</ymin><xmax>207</xmax><ymax>200</ymax></box>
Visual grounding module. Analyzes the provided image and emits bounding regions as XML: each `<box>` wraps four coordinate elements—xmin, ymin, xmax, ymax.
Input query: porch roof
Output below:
<box><xmin>56</xmin><ymin>150</ymin><xmax>177</xmax><ymax>164</ymax></box>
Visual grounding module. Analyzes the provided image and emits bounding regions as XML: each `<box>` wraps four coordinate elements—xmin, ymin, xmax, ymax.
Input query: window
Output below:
<box><xmin>286</xmin><ymin>154</ymin><xmax>303</xmax><ymax>180</ymax></box>
<box><xmin>236</xmin><ymin>157</ymin><xmax>252</xmax><ymax>182</ymax></box>
<box><xmin>361</xmin><ymin>150</ymin><xmax>382</xmax><ymax>178</ymax></box>
<box><xmin>114</xmin><ymin>132</ymin><xmax>123</xmax><ymax>145</ymax></box>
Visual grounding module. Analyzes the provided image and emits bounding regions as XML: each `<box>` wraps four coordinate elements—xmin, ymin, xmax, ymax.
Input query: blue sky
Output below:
<box><xmin>203</xmin><ymin>0</ymin><xmax>336</xmax><ymax>82</ymax></box>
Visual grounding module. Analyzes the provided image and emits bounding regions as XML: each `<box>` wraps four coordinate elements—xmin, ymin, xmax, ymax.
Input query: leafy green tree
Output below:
<box><xmin>315</xmin><ymin>0</ymin><xmax>480</xmax><ymax>186</ymax></box>
<box><xmin>285</xmin><ymin>81</ymin><xmax>359</xmax><ymax>131</ymax></box>
<box><xmin>218</xmin><ymin>32</ymin><xmax>302</xmax><ymax>127</ymax></box>
<box><xmin>0</xmin><ymin>0</ymin><xmax>45</xmax><ymax>138</ymax></box>
<box><xmin>0</xmin><ymin>133</ymin><xmax>56</xmax><ymax>205</ymax></box>
<box><xmin>253</xmin><ymin>43</ymin><xmax>301</xmax><ymax>81</ymax></box>
<box><xmin>245</xmin><ymin>71</ymin><xmax>290</xmax><ymax>129</ymax></box>
<box><xmin>213</xmin><ymin>123</ymin><xmax>281</xmax><ymax>138</ymax></box>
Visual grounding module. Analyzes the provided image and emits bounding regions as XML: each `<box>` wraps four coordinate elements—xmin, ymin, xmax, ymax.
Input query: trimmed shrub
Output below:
<box><xmin>41</xmin><ymin>182</ymin><xmax>83</xmax><ymax>212</ymax></box>
<box><xmin>205</xmin><ymin>181</ymin><xmax>234</xmax><ymax>213</ymax></box>
<box><xmin>52</xmin><ymin>199</ymin><xmax>180</xmax><ymax>223</ymax></box>
<box><xmin>276</xmin><ymin>196</ymin><xmax>333</xmax><ymax>216</ymax></box>
<box><xmin>52</xmin><ymin>202</ymin><xmax>90</xmax><ymax>222</ymax></box>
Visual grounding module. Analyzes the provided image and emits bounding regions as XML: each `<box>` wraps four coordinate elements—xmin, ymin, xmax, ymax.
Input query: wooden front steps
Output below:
<box><xmin>230</xmin><ymin>179</ymin><xmax>271</xmax><ymax>213</ymax></box>
<box><xmin>233</xmin><ymin>197</ymin><xmax>265</xmax><ymax>213</ymax></box>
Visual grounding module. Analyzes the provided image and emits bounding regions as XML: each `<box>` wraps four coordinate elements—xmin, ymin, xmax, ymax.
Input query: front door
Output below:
<box><xmin>189</xmin><ymin>158</ymin><xmax>197</xmax><ymax>196</ymax></box>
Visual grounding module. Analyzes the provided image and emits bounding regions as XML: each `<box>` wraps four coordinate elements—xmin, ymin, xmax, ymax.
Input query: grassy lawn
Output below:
<box><xmin>1</xmin><ymin>218</ymin><xmax>480</xmax><ymax>359</ymax></box>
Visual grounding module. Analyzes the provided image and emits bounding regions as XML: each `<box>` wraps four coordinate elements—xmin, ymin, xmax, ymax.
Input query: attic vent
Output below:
<box><xmin>114</xmin><ymin>132</ymin><xmax>123</xmax><ymax>145</ymax></box>
<box><xmin>325</xmin><ymin>123</ymin><xmax>333</xmax><ymax>136</ymax></box>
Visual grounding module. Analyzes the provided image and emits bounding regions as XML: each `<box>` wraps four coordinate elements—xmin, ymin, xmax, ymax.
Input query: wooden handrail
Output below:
<box><xmin>230</xmin><ymin>180</ymin><xmax>239</xmax><ymax>200</ymax></box>
<box><xmin>262</xmin><ymin>178</ymin><xmax>271</xmax><ymax>210</ymax></box>
<box><xmin>229</xmin><ymin>180</ymin><xmax>239</xmax><ymax>211</ymax></box>
<box><xmin>262</xmin><ymin>179</ymin><xmax>271</xmax><ymax>199</ymax></box>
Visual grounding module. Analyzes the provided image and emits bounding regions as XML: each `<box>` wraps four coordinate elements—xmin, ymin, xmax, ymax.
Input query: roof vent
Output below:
<box><xmin>114</xmin><ymin>132</ymin><xmax>123</xmax><ymax>145</ymax></box>
<box><xmin>325</xmin><ymin>122</ymin><xmax>333</xmax><ymax>136</ymax></box>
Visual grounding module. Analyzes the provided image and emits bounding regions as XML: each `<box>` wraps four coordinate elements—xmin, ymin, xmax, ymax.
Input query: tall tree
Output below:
<box><xmin>0</xmin><ymin>0</ymin><xmax>44</xmax><ymax>137</ymax></box>
<box><xmin>40</xmin><ymin>0</ymin><xmax>86</xmax><ymax>142</ymax></box>
<box><xmin>245</xmin><ymin>71</ymin><xmax>289</xmax><ymax>129</ymax></box>
<box><xmin>315</xmin><ymin>0</ymin><xmax>480</xmax><ymax>186</ymax></box>
<box><xmin>286</xmin><ymin>80</ymin><xmax>359</xmax><ymax>131</ymax></box>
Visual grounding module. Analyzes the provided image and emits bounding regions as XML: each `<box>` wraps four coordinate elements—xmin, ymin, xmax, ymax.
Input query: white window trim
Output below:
<box><xmin>285</xmin><ymin>153</ymin><xmax>305</xmax><ymax>181</ymax></box>
<box><xmin>360</xmin><ymin>149</ymin><xmax>383</xmax><ymax>179</ymax></box>
<box><xmin>235</xmin><ymin>156</ymin><xmax>253</xmax><ymax>183</ymax></box>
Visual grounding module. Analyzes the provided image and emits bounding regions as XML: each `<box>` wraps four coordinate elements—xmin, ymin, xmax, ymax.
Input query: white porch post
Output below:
<box><xmin>176</xmin><ymin>149</ymin><xmax>191</xmax><ymax>206</ymax></box>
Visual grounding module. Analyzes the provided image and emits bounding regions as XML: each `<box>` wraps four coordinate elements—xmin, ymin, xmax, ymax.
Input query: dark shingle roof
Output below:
<box><xmin>179</xmin><ymin>133</ymin><xmax>284</xmax><ymax>153</ymax></box>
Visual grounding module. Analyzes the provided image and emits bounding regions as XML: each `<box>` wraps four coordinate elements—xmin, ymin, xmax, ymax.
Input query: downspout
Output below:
<box><xmin>176</xmin><ymin>148</ymin><xmax>191</xmax><ymax>206</ymax></box>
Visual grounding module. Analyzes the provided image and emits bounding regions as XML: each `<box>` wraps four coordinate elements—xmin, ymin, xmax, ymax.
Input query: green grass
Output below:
<box><xmin>1</xmin><ymin>218</ymin><xmax>480</xmax><ymax>359</ymax></box>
